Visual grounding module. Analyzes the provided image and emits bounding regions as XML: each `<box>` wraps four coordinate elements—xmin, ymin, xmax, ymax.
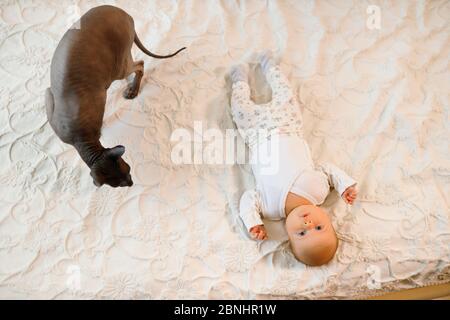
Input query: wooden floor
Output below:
<box><xmin>368</xmin><ymin>283</ymin><xmax>450</xmax><ymax>300</ymax></box>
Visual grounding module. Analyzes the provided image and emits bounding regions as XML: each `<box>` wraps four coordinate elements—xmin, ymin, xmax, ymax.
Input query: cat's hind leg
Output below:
<box><xmin>123</xmin><ymin>57</ymin><xmax>144</xmax><ymax>100</ymax></box>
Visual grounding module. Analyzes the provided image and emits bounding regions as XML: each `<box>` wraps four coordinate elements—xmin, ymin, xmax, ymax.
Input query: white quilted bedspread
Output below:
<box><xmin>0</xmin><ymin>0</ymin><xmax>449</xmax><ymax>299</ymax></box>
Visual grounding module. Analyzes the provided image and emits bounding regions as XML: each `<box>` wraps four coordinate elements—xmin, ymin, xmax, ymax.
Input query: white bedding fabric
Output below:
<box><xmin>0</xmin><ymin>0</ymin><xmax>449</xmax><ymax>299</ymax></box>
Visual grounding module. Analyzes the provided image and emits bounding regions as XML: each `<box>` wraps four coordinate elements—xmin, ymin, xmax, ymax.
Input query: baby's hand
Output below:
<box><xmin>249</xmin><ymin>225</ymin><xmax>268</xmax><ymax>240</ymax></box>
<box><xmin>342</xmin><ymin>185</ymin><xmax>358</xmax><ymax>205</ymax></box>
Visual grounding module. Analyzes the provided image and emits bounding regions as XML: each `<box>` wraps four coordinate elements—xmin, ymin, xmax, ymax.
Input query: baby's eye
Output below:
<box><xmin>298</xmin><ymin>230</ymin><xmax>307</xmax><ymax>236</ymax></box>
<box><xmin>315</xmin><ymin>225</ymin><xmax>323</xmax><ymax>231</ymax></box>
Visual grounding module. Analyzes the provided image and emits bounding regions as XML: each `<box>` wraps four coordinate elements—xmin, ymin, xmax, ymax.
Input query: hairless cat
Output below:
<box><xmin>46</xmin><ymin>5</ymin><xmax>186</xmax><ymax>188</ymax></box>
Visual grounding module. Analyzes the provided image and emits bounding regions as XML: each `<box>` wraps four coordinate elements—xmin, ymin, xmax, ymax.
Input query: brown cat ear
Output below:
<box><xmin>90</xmin><ymin>171</ymin><xmax>104</xmax><ymax>187</ymax></box>
<box><xmin>107</xmin><ymin>145</ymin><xmax>125</xmax><ymax>159</ymax></box>
<box><xmin>93</xmin><ymin>179</ymin><xmax>103</xmax><ymax>187</ymax></box>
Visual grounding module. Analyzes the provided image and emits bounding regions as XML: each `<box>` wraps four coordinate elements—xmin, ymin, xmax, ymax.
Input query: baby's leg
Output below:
<box><xmin>258</xmin><ymin>51</ymin><xmax>304</xmax><ymax>135</ymax></box>
<box><xmin>230</xmin><ymin>65</ymin><xmax>260</xmax><ymax>140</ymax></box>
<box><xmin>260</xmin><ymin>51</ymin><xmax>294</xmax><ymax>106</ymax></box>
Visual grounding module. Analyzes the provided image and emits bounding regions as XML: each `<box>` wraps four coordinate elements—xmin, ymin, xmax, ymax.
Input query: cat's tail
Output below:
<box><xmin>134</xmin><ymin>33</ymin><xmax>186</xmax><ymax>59</ymax></box>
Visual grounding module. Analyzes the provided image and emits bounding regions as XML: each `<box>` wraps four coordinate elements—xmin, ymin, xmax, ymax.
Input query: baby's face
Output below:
<box><xmin>285</xmin><ymin>204</ymin><xmax>338</xmax><ymax>266</ymax></box>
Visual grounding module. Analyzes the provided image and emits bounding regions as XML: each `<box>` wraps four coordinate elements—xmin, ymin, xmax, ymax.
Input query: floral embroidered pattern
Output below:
<box><xmin>0</xmin><ymin>0</ymin><xmax>448</xmax><ymax>299</ymax></box>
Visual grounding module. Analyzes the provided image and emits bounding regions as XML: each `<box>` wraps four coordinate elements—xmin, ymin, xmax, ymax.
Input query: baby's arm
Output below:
<box><xmin>239</xmin><ymin>189</ymin><xmax>268</xmax><ymax>240</ymax></box>
<box><xmin>316</xmin><ymin>162</ymin><xmax>358</xmax><ymax>204</ymax></box>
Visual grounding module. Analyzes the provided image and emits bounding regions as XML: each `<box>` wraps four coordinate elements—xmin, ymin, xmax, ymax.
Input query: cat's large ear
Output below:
<box><xmin>93</xmin><ymin>179</ymin><xmax>103</xmax><ymax>187</ymax></box>
<box><xmin>107</xmin><ymin>145</ymin><xmax>125</xmax><ymax>159</ymax></box>
<box><xmin>90</xmin><ymin>171</ymin><xmax>104</xmax><ymax>187</ymax></box>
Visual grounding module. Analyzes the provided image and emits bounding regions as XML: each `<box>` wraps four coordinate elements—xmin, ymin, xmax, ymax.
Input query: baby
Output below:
<box><xmin>230</xmin><ymin>52</ymin><xmax>358</xmax><ymax>266</ymax></box>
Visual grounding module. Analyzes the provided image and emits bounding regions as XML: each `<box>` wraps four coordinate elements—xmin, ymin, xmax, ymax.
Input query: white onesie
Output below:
<box><xmin>231</xmin><ymin>65</ymin><xmax>357</xmax><ymax>231</ymax></box>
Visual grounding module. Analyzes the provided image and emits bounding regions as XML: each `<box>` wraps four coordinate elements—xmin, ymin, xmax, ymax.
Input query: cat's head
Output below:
<box><xmin>90</xmin><ymin>145</ymin><xmax>133</xmax><ymax>188</ymax></box>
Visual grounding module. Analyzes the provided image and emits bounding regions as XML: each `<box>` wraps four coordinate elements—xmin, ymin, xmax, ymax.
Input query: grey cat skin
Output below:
<box><xmin>46</xmin><ymin>5</ymin><xmax>186</xmax><ymax>188</ymax></box>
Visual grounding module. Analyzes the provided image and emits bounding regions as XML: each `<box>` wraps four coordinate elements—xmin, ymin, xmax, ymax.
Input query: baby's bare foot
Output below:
<box><xmin>259</xmin><ymin>50</ymin><xmax>276</xmax><ymax>73</ymax></box>
<box><xmin>230</xmin><ymin>64</ymin><xmax>248</xmax><ymax>83</ymax></box>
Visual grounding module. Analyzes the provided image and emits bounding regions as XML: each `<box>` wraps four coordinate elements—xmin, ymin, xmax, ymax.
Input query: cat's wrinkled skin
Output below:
<box><xmin>45</xmin><ymin>5</ymin><xmax>186</xmax><ymax>188</ymax></box>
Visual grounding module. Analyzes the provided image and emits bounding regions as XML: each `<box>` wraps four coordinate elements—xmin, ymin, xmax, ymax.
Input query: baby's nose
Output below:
<box><xmin>303</xmin><ymin>220</ymin><xmax>314</xmax><ymax>228</ymax></box>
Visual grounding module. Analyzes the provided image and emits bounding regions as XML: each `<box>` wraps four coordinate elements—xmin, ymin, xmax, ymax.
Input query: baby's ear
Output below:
<box><xmin>106</xmin><ymin>145</ymin><xmax>125</xmax><ymax>159</ymax></box>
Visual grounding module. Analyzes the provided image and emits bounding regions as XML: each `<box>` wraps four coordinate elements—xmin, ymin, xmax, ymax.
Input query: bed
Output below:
<box><xmin>0</xmin><ymin>0</ymin><xmax>449</xmax><ymax>299</ymax></box>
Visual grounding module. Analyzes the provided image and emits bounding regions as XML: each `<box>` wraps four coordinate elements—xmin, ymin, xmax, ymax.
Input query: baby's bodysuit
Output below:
<box><xmin>239</xmin><ymin>134</ymin><xmax>357</xmax><ymax>231</ymax></box>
